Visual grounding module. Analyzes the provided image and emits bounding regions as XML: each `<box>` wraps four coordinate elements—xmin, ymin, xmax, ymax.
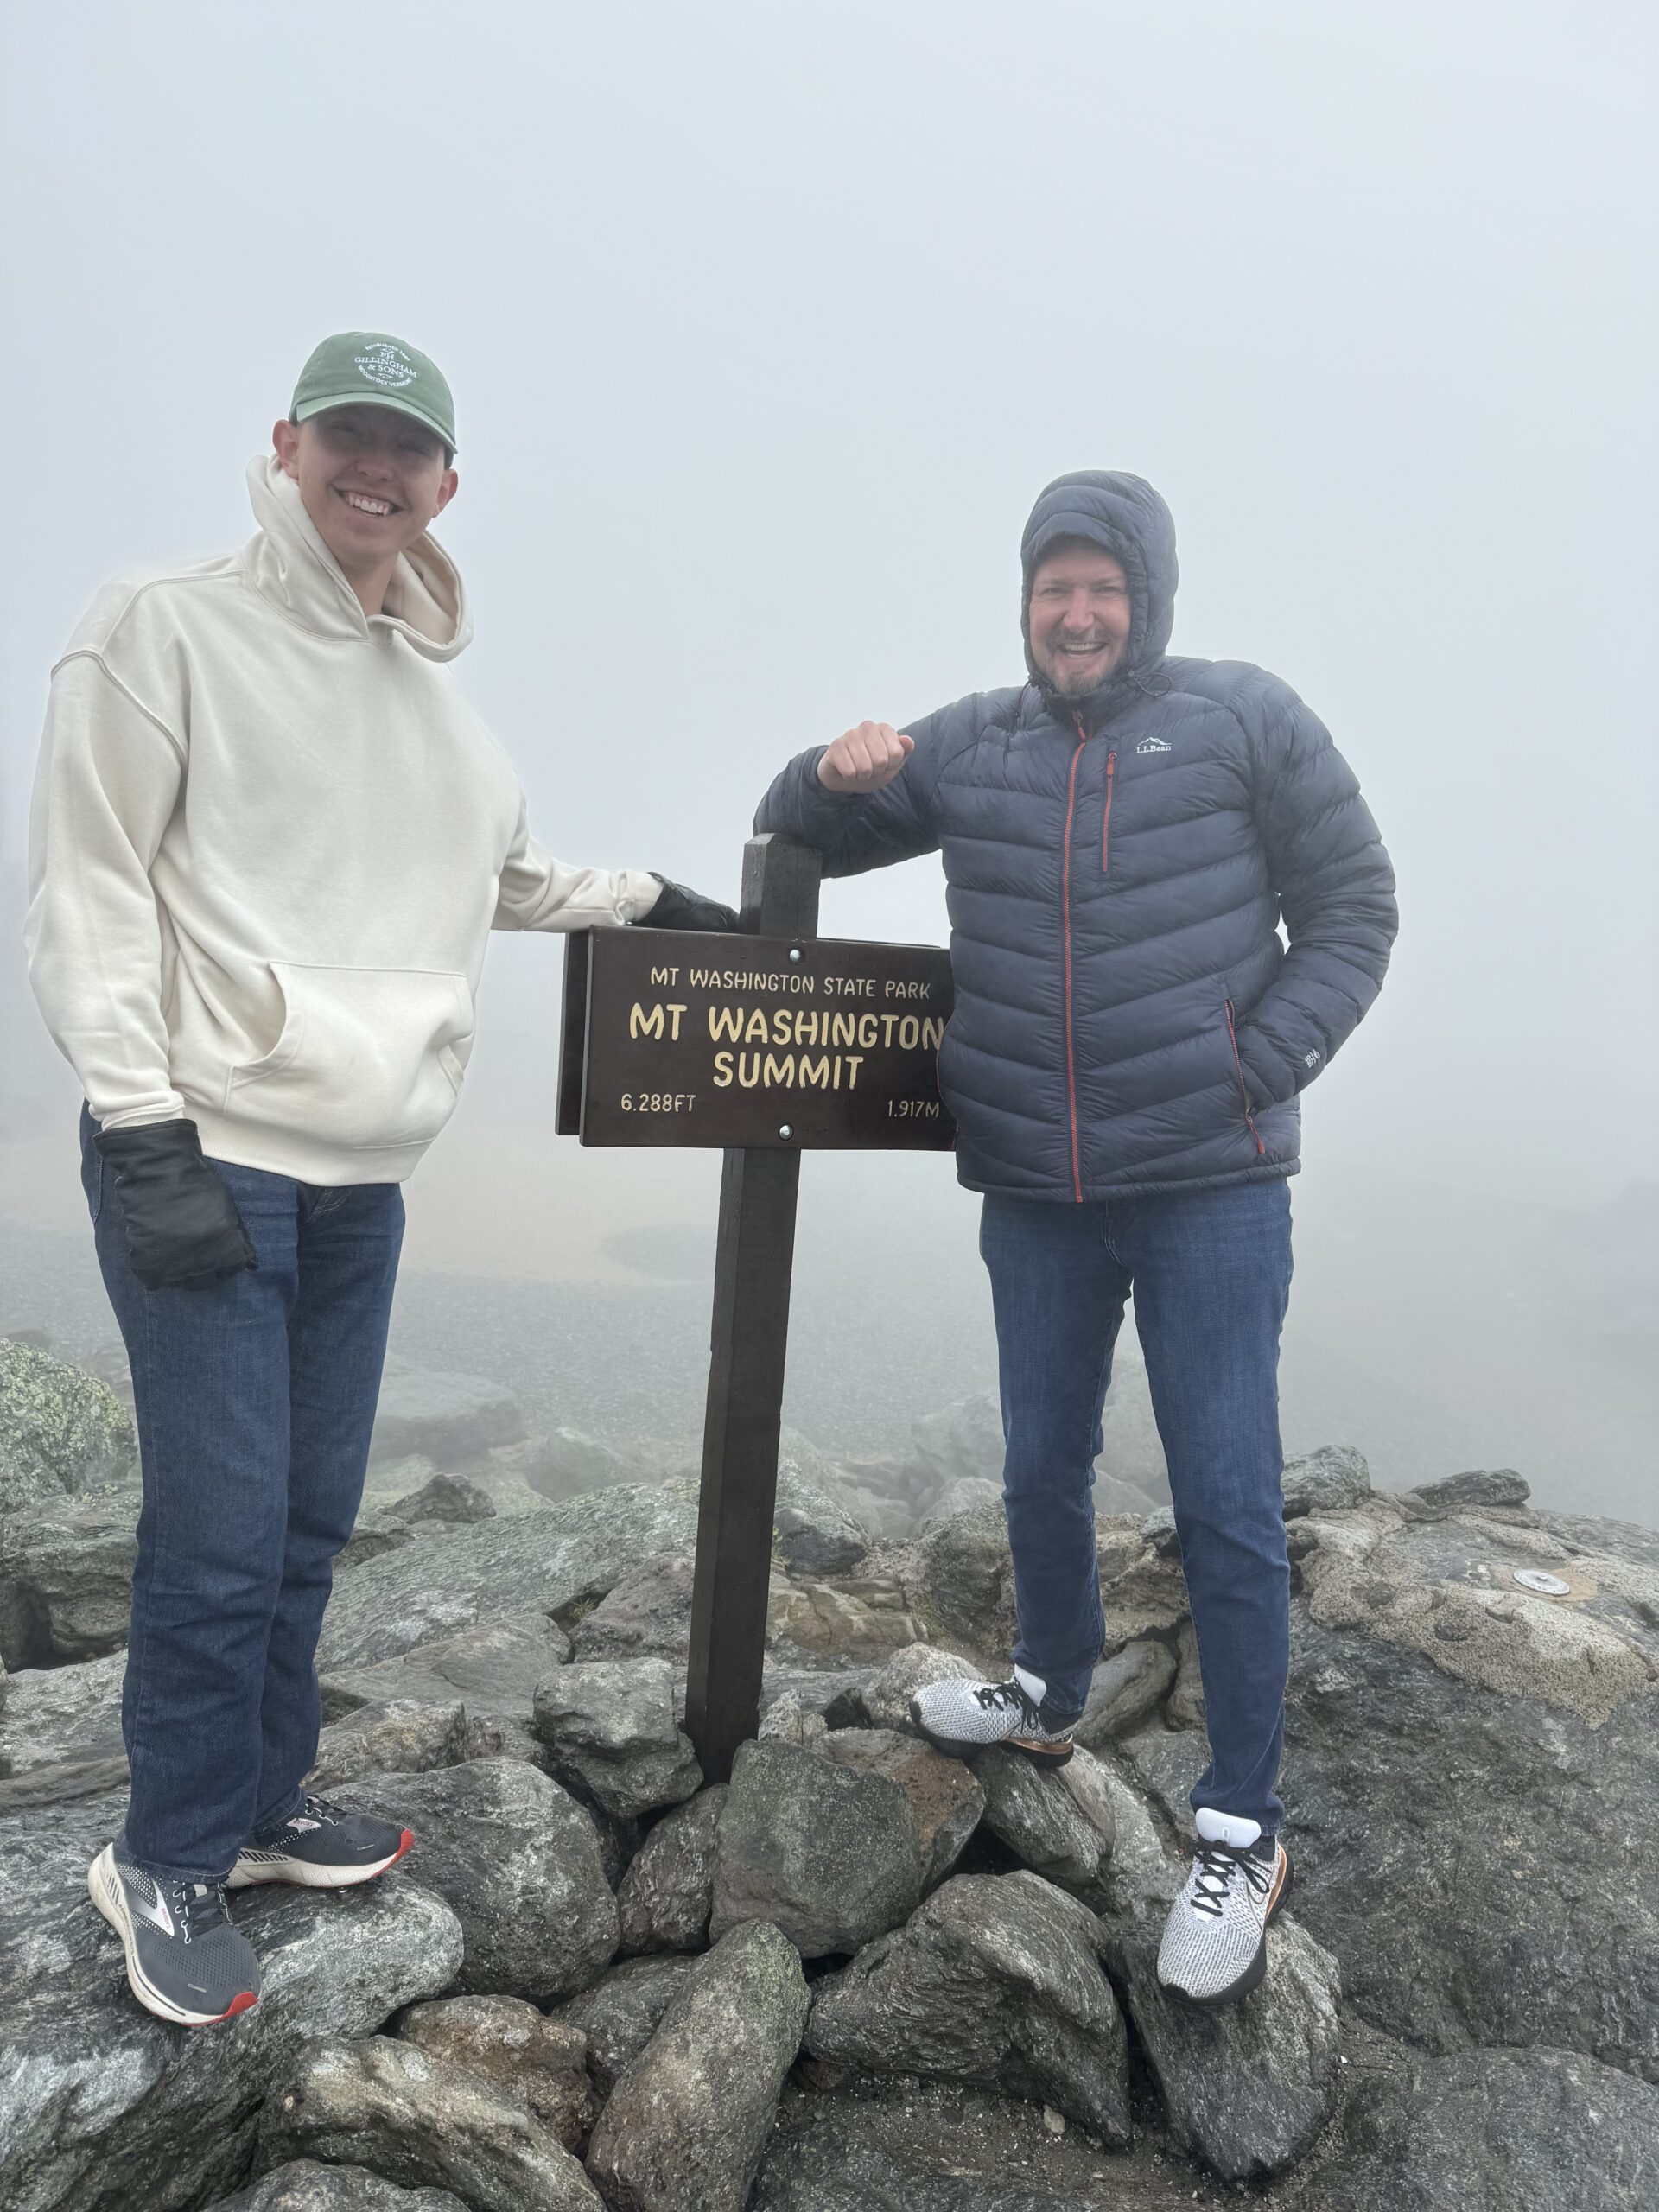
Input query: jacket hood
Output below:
<box><xmin>240</xmin><ymin>455</ymin><xmax>472</xmax><ymax>661</ymax></box>
<box><xmin>1020</xmin><ymin>470</ymin><xmax>1178</xmax><ymax>710</ymax></box>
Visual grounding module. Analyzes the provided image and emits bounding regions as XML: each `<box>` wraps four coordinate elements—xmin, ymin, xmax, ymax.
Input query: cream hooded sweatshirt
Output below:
<box><xmin>25</xmin><ymin>456</ymin><xmax>662</xmax><ymax>1185</ymax></box>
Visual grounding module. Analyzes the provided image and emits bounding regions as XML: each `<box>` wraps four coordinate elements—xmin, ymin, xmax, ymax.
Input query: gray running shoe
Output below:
<box><xmin>1156</xmin><ymin>1807</ymin><xmax>1293</xmax><ymax>2005</ymax></box>
<box><xmin>227</xmin><ymin>1793</ymin><xmax>412</xmax><ymax>1890</ymax></box>
<box><xmin>88</xmin><ymin>1841</ymin><xmax>261</xmax><ymax>2027</ymax></box>
<box><xmin>909</xmin><ymin>1665</ymin><xmax>1075</xmax><ymax>1767</ymax></box>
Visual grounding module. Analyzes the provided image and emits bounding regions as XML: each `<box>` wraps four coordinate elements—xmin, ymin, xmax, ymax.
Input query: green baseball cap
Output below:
<box><xmin>289</xmin><ymin>331</ymin><xmax>457</xmax><ymax>454</ymax></box>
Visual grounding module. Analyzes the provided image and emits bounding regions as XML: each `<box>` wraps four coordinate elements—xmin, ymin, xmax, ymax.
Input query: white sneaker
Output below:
<box><xmin>909</xmin><ymin>1665</ymin><xmax>1075</xmax><ymax>1767</ymax></box>
<box><xmin>1155</xmin><ymin>1808</ymin><xmax>1292</xmax><ymax>2005</ymax></box>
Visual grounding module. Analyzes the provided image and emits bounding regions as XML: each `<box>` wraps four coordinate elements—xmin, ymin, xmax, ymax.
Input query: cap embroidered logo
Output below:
<box><xmin>353</xmin><ymin>342</ymin><xmax>418</xmax><ymax>390</ymax></box>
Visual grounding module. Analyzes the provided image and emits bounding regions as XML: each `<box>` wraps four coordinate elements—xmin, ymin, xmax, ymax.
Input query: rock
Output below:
<box><xmin>1281</xmin><ymin>1443</ymin><xmax>1372</xmax><ymax>1517</ymax></box>
<box><xmin>858</xmin><ymin>1640</ymin><xmax>982</xmax><ymax>1732</ymax></box>
<box><xmin>359</xmin><ymin>1452</ymin><xmax>443</xmax><ymax>1503</ymax></box>
<box><xmin>207</xmin><ymin>2164</ymin><xmax>467</xmax><ymax>2210</ymax></box>
<box><xmin>804</xmin><ymin>1870</ymin><xmax>1130</xmax><ymax>2145</ymax></box>
<box><xmin>587</xmin><ymin>1919</ymin><xmax>810</xmax><ymax>2212</ymax></box>
<box><xmin>0</xmin><ymin>1785</ymin><xmax>462</xmax><ymax>2212</ymax></box>
<box><xmin>1304</xmin><ymin>2039</ymin><xmax>1659</xmax><ymax>2211</ymax></box>
<box><xmin>766</xmin><ymin>1578</ymin><xmax>925</xmax><ymax>1663</ymax></box>
<box><xmin>1165</xmin><ymin>1619</ymin><xmax>1205</xmax><ymax>1731</ymax></box>
<box><xmin>1085</xmin><ymin>1760</ymin><xmax>1343</xmax><ymax>2179</ymax></box>
<box><xmin>1054</xmin><ymin>1746</ymin><xmax>1118</xmax><ymax>1859</ymax></box>
<box><xmin>368</xmin><ymin>1367</ymin><xmax>526</xmax><ymax>1466</ymax></box>
<box><xmin>709</xmin><ymin>1737</ymin><xmax>924</xmax><ymax>1958</ymax></box>
<box><xmin>340</xmin><ymin>1758</ymin><xmax>617</xmax><ymax>2002</ymax></box>
<box><xmin>899</xmin><ymin>1499</ymin><xmax>1019</xmax><ymax>1666</ymax></box>
<box><xmin>772</xmin><ymin>1432</ymin><xmax>871</xmax><ymax>1576</ymax></box>
<box><xmin>916</xmin><ymin>1477</ymin><xmax>1004</xmax><ymax>1530</ymax></box>
<box><xmin>0</xmin><ymin>1491</ymin><xmax>137</xmax><ymax>1668</ymax></box>
<box><xmin>389</xmin><ymin>1470</ymin><xmax>497</xmax><ymax>1524</ymax></box>
<box><xmin>1138</xmin><ymin>1507</ymin><xmax>1181</xmax><ymax>1559</ymax></box>
<box><xmin>396</xmin><ymin>1993</ymin><xmax>598</xmax><ymax>2150</ymax></box>
<box><xmin>335</xmin><ymin>1501</ymin><xmax>419</xmax><ymax>1573</ymax></box>
<box><xmin>532</xmin><ymin>1658</ymin><xmax>702</xmax><ymax>1820</ymax></box>
<box><xmin>322</xmin><ymin>1614</ymin><xmax>570</xmax><ymax>1722</ymax></box>
<box><xmin>0</xmin><ymin>1339</ymin><xmax>137</xmax><ymax>1516</ymax></box>
<box><xmin>757</xmin><ymin>1689</ymin><xmax>828</xmax><ymax>1745</ymax></box>
<box><xmin>910</xmin><ymin>1394</ymin><xmax>1006</xmax><ymax>1489</ymax></box>
<box><xmin>570</xmin><ymin>1552</ymin><xmax>699</xmax><ymax>1662</ymax></box>
<box><xmin>970</xmin><ymin>1746</ymin><xmax>1105</xmax><ymax>1888</ymax></box>
<box><xmin>617</xmin><ymin>1786</ymin><xmax>728</xmax><ymax>1955</ymax></box>
<box><xmin>1402</xmin><ymin>1466</ymin><xmax>1532</xmax><ymax>1518</ymax></box>
<box><xmin>308</xmin><ymin>1698</ymin><xmax>468</xmax><ymax>1789</ymax></box>
<box><xmin>499</xmin><ymin>1426</ymin><xmax>648</xmax><ymax>1503</ymax></box>
<box><xmin>0</xmin><ymin>1646</ymin><xmax>125</xmax><ymax>1779</ymax></box>
<box><xmin>1096</xmin><ymin>1338</ymin><xmax>1172</xmax><ymax>1508</ymax></box>
<box><xmin>1074</xmin><ymin>1638</ymin><xmax>1177</xmax><ymax>1746</ymax></box>
<box><xmin>554</xmin><ymin>1954</ymin><xmax>701</xmax><ymax>2098</ymax></box>
<box><xmin>261</xmin><ymin>2036</ymin><xmax>601</xmax><ymax>2212</ymax></box>
<box><xmin>819</xmin><ymin>1727</ymin><xmax>984</xmax><ymax>1890</ymax></box>
<box><xmin>315</xmin><ymin>1484</ymin><xmax>700</xmax><ymax>1670</ymax></box>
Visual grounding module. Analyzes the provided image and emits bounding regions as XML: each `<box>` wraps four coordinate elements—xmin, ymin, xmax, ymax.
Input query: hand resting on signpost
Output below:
<box><xmin>817</xmin><ymin>721</ymin><xmax>915</xmax><ymax>792</ymax></box>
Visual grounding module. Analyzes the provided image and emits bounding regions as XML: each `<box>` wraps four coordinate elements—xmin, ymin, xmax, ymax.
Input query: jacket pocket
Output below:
<box><xmin>228</xmin><ymin>963</ymin><xmax>474</xmax><ymax>1151</ymax></box>
<box><xmin>1224</xmin><ymin>999</ymin><xmax>1267</xmax><ymax>1160</ymax></box>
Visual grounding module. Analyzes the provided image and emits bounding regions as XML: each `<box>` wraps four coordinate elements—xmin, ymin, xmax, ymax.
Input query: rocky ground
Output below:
<box><xmin>3</xmin><ymin>1332</ymin><xmax>1657</xmax><ymax>2211</ymax></box>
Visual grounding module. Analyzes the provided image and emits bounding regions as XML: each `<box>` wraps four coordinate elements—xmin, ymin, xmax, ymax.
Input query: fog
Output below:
<box><xmin>3</xmin><ymin>3</ymin><xmax>1655</xmax><ymax>1517</ymax></box>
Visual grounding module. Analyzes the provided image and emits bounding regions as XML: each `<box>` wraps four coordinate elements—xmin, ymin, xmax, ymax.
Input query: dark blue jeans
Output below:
<box><xmin>979</xmin><ymin>1179</ymin><xmax>1294</xmax><ymax>1835</ymax></box>
<box><xmin>80</xmin><ymin>1104</ymin><xmax>404</xmax><ymax>1883</ymax></box>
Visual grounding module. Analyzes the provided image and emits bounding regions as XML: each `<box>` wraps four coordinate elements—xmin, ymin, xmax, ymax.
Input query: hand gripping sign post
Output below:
<box><xmin>556</xmin><ymin>834</ymin><xmax>954</xmax><ymax>1780</ymax></box>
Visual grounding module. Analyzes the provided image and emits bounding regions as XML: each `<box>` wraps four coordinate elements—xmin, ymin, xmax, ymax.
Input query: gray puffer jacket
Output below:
<box><xmin>754</xmin><ymin>471</ymin><xmax>1398</xmax><ymax>1201</ymax></box>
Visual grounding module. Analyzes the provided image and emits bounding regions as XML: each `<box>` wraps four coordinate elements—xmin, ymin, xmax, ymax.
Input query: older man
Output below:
<box><xmin>754</xmin><ymin>470</ymin><xmax>1396</xmax><ymax>2003</ymax></box>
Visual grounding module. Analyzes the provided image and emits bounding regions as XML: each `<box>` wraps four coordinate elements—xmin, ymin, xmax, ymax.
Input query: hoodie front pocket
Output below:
<box><xmin>228</xmin><ymin>963</ymin><xmax>474</xmax><ymax>1151</ymax></box>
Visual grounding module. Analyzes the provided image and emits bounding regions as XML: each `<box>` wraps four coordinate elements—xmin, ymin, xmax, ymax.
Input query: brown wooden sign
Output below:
<box><xmin>556</xmin><ymin>925</ymin><xmax>956</xmax><ymax>1151</ymax></box>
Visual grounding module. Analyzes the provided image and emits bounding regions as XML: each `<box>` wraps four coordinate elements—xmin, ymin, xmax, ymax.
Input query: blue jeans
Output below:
<box><xmin>979</xmin><ymin>1179</ymin><xmax>1294</xmax><ymax>1834</ymax></box>
<box><xmin>80</xmin><ymin>1104</ymin><xmax>404</xmax><ymax>1883</ymax></box>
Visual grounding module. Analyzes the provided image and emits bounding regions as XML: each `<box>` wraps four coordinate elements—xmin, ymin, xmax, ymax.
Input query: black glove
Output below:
<box><xmin>639</xmin><ymin>873</ymin><xmax>740</xmax><ymax>932</ymax></box>
<box><xmin>93</xmin><ymin>1119</ymin><xmax>258</xmax><ymax>1292</ymax></box>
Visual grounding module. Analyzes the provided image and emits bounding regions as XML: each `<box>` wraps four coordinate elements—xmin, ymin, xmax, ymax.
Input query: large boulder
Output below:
<box><xmin>910</xmin><ymin>1394</ymin><xmax>1006</xmax><ymax>1492</ymax></box>
<box><xmin>0</xmin><ymin>1773</ymin><xmax>462</xmax><ymax>2212</ymax></box>
<box><xmin>970</xmin><ymin>1746</ymin><xmax>1108</xmax><ymax>1889</ymax></box>
<box><xmin>532</xmin><ymin>1658</ymin><xmax>702</xmax><ymax>1820</ymax></box>
<box><xmin>804</xmin><ymin>1870</ymin><xmax>1131</xmax><ymax>2145</ymax></box>
<box><xmin>553</xmin><ymin>1955</ymin><xmax>701</xmax><ymax>2099</ymax></box>
<box><xmin>709</xmin><ymin>1737</ymin><xmax>924</xmax><ymax>1958</ymax></box>
<box><xmin>0</xmin><ymin>1492</ymin><xmax>137</xmax><ymax>1669</ymax></box>
<box><xmin>395</xmin><ymin>1994</ymin><xmax>598</xmax><ymax>2152</ymax></box>
<box><xmin>856</xmin><ymin>1640</ymin><xmax>981</xmax><ymax>1732</ymax></box>
<box><xmin>1074</xmin><ymin>1638</ymin><xmax>1177</xmax><ymax>1745</ymax></box>
<box><xmin>315</xmin><ymin>1484</ymin><xmax>700</xmax><ymax>1671</ymax></box>
<box><xmin>586</xmin><ymin>1919</ymin><xmax>810</xmax><ymax>2212</ymax></box>
<box><xmin>368</xmin><ymin>1365</ymin><xmax>526</xmax><ymax>1466</ymax></box>
<box><xmin>260</xmin><ymin>2037</ymin><xmax>601</xmax><ymax>2212</ymax></box>
<box><xmin>818</xmin><ymin>1728</ymin><xmax>984</xmax><ymax>1891</ymax></box>
<box><xmin>207</xmin><ymin>2166</ymin><xmax>467</xmax><ymax>2210</ymax></box>
<box><xmin>340</xmin><ymin>1758</ymin><xmax>617</xmax><ymax>2003</ymax></box>
<box><xmin>772</xmin><ymin>1431</ymin><xmax>871</xmax><ymax>1577</ymax></box>
<box><xmin>616</xmin><ymin>1786</ymin><xmax>728</xmax><ymax>1955</ymax></box>
<box><xmin>0</xmin><ymin>1340</ymin><xmax>137</xmax><ymax>1516</ymax></box>
<box><xmin>0</xmin><ymin>1647</ymin><xmax>126</xmax><ymax>1784</ymax></box>
<box><xmin>308</xmin><ymin>1699</ymin><xmax>469</xmax><ymax>1790</ymax></box>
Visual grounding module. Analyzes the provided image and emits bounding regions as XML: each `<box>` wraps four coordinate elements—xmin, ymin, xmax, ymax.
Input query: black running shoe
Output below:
<box><xmin>88</xmin><ymin>1841</ymin><xmax>261</xmax><ymax>2027</ymax></box>
<box><xmin>226</xmin><ymin>1792</ymin><xmax>413</xmax><ymax>1891</ymax></box>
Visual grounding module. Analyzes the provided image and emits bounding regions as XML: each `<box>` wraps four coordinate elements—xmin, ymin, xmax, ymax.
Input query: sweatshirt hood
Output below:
<box><xmin>241</xmin><ymin>455</ymin><xmax>472</xmax><ymax>661</ymax></box>
<box><xmin>1020</xmin><ymin>469</ymin><xmax>1178</xmax><ymax>713</ymax></box>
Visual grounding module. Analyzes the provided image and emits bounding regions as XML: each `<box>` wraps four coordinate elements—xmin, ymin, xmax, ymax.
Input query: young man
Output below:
<box><xmin>755</xmin><ymin>470</ymin><xmax>1397</xmax><ymax>2005</ymax></box>
<box><xmin>25</xmin><ymin>331</ymin><xmax>733</xmax><ymax>2027</ymax></box>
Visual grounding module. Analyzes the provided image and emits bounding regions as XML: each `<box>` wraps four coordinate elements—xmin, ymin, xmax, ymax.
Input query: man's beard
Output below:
<box><xmin>1036</xmin><ymin>642</ymin><xmax>1126</xmax><ymax>698</ymax></box>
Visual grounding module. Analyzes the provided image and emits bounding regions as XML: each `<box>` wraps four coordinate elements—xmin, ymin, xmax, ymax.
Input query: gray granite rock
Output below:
<box><xmin>261</xmin><ymin>2036</ymin><xmax>600</xmax><ymax>2212</ymax></box>
<box><xmin>532</xmin><ymin>1658</ymin><xmax>702</xmax><ymax>1819</ymax></box>
<box><xmin>617</xmin><ymin>1786</ymin><xmax>727</xmax><ymax>1955</ymax></box>
<box><xmin>0</xmin><ymin>1491</ymin><xmax>137</xmax><ymax>1669</ymax></box>
<box><xmin>805</xmin><ymin>1870</ymin><xmax>1130</xmax><ymax>2145</ymax></box>
<box><xmin>315</xmin><ymin>1484</ymin><xmax>700</xmax><ymax>1670</ymax></box>
<box><xmin>857</xmin><ymin>1641</ymin><xmax>982</xmax><ymax>1732</ymax></box>
<box><xmin>569</xmin><ymin>1552</ymin><xmax>699</xmax><ymax>1662</ymax></box>
<box><xmin>910</xmin><ymin>1394</ymin><xmax>1006</xmax><ymax>1491</ymax></box>
<box><xmin>389</xmin><ymin>1470</ymin><xmax>498</xmax><ymax>1525</ymax></box>
<box><xmin>1074</xmin><ymin>1639</ymin><xmax>1177</xmax><ymax>1745</ymax></box>
<box><xmin>1164</xmin><ymin>1618</ymin><xmax>1205</xmax><ymax>1731</ymax></box>
<box><xmin>321</xmin><ymin>1615</ymin><xmax>570</xmax><ymax>1723</ymax></box>
<box><xmin>587</xmin><ymin>1919</ymin><xmax>810</xmax><ymax>2212</ymax></box>
<box><xmin>757</xmin><ymin>1688</ymin><xmax>829</xmax><ymax>1745</ymax></box>
<box><xmin>709</xmin><ymin>1737</ymin><xmax>924</xmax><ymax>1958</ymax></box>
<box><xmin>819</xmin><ymin>1727</ymin><xmax>983</xmax><ymax>1890</ymax></box>
<box><xmin>898</xmin><ymin>1499</ymin><xmax>1019</xmax><ymax>1668</ymax></box>
<box><xmin>0</xmin><ymin>1827</ymin><xmax>461</xmax><ymax>2212</ymax></box>
<box><xmin>207</xmin><ymin>2164</ymin><xmax>467</xmax><ymax>2210</ymax></box>
<box><xmin>916</xmin><ymin>1477</ymin><xmax>1004</xmax><ymax>1531</ymax></box>
<box><xmin>1281</xmin><ymin>1444</ymin><xmax>1372</xmax><ymax>1517</ymax></box>
<box><xmin>499</xmin><ymin>1426</ymin><xmax>648</xmax><ymax>1503</ymax></box>
<box><xmin>0</xmin><ymin>1340</ymin><xmax>137</xmax><ymax>1516</ymax></box>
<box><xmin>971</xmin><ymin>1747</ymin><xmax>1105</xmax><ymax>1889</ymax></box>
<box><xmin>341</xmin><ymin>1758</ymin><xmax>617</xmax><ymax>2002</ymax></box>
<box><xmin>553</xmin><ymin>1954</ymin><xmax>702</xmax><ymax>2098</ymax></box>
<box><xmin>308</xmin><ymin>1699</ymin><xmax>469</xmax><ymax>1789</ymax></box>
<box><xmin>368</xmin><ymin>1367</ymin><xmax>526</xmax><ymax>1466</ymax></box>
<box><xmin>395</xmin><ymin>1993</ymin><xmax>597</xmax><ymax>2150</ymax></box>
<box><xmin>0</xmin><ymin>1647</ymin><xmax>125</xmax><ymax>1780</ymax></box>
<box><xmin>1403</xmin><ymin>1465</ymin><xmax>1531</xmax><ymax>1517</ymax></box>
<box><xmin>773</xmin><ymin>1433</ymin><xmax>871</xmax><ymax>1576</ymax></box>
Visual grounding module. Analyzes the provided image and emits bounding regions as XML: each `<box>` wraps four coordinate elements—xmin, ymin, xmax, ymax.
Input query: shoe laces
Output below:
<box><xmin>165</xmin><ymin>1878</ymin><xmax>232</xmax><ymax>1946</ymax></box>
<box><xmin>976</xmin><ymin>1678</ymin><xmax>1041</xmax><ymax>1727</ymax></box>
<box><xmin>1190</xmin><ymin>1840</ymin><xmax>1274</xmax><ymax>1919</ymax></box>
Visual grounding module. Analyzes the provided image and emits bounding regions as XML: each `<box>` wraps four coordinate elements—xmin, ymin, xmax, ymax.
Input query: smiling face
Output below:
<box><xmin>271</xmin><ymin>404</ymin><xmax>457</xmax><ymax>610</ymax></box>
<box><xmin>1026</xmin><ymin>540</ymin><xmax>1135</xmax><ymax>698</ymax></box>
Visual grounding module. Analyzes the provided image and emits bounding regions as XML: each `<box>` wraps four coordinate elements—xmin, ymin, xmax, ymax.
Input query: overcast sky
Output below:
<box><xmin>3</xmin><ymin>3</ymin><xmax>1655</xmax><ymax>1503</ymax></box>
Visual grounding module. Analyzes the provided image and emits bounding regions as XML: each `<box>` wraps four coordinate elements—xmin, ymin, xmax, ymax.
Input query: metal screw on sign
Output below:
<box><xmin>778</xmin><ymin>1125</ymin><xmax>793</xmax><ymax>1139</ymax></box>
<box><xmin>1513</xmin><ymin>1569</ymin><xmax>1573</xmax><ymax>1598</ymax></box>
<box><xmin>788</xmin><ymin>947</ymin><xmax>802</xmax><ymax>963</ymax></box>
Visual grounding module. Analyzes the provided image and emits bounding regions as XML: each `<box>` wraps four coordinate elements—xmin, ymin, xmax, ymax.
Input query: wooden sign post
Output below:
<box><xmin>556</xmin><ymin>834</ymin><xmax>955</xmax><ymax>1781</ymax></box>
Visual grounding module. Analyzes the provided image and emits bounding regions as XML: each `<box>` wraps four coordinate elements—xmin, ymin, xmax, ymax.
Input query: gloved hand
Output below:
<box><xmin>639</xmin><ymin>873</ymin><xmax>740</xmax><ymax>932</ymax></box>
<box><xmin>93</xmin><ymin>1119</ymin><xmax>258</xmax><ymax>1292</ymax></box>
